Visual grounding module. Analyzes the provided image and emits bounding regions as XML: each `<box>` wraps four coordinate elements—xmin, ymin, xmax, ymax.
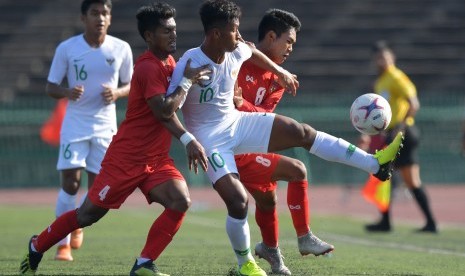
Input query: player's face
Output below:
<box><xmin>218</xmin><ymin>19</ymin><xmax>241</xmax><ymax>52</ymax></box>
<box><xmin>82</xmin><ymin>3</ymin><xmax>111</xmax><ymax>37</ymax></box>
<box><xmin>268</xmin><ymin>28</ymin><xmax>297</xmax><ymax>64</ymax></box>
<box><xmin>374</xmin><ymin>50</ymin><xmax>394</xmax><ymax>72</ymax></box>
<box><xmin>148</xmin><ymin>18</ymin><xmax>177</xmax><ymax>57</ymax></box>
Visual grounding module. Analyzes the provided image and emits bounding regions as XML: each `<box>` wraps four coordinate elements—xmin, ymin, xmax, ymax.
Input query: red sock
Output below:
<box><xmin>33</xmin><ymin>209</ymin><xmax>80</xmax><ymax>253</ymax></box>
<box><xmin>140</xmin><ymin>208</ymin><xmax>185</xmax><ymax>261</ymax></box>
<box><xmin>255</xmin><ymin>207</ymin><xmax>278</xmax><ymax>248</ymax></box>
<box><xmin>287</xmin><ymin>180</ymin><xmax>310</xmax><ymax>236</ymax></box>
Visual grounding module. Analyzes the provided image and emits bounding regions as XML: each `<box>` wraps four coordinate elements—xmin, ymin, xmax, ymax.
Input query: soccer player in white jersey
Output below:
<box><xmin>167</xmin><ymin>1</ymin><xmax>403</xmax><ymax>275</ymax></box>
<box><xmin>45</xmin><ymin>0</ymin><xmax>133</xmax><ymax>261</ymax></box>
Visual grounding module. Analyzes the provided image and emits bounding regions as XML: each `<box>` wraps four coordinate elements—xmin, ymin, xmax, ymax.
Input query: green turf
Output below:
<box><xmin>2</xmin><ymin>205</ymin><xmax>465</xmax><ymax>275</ymax></box>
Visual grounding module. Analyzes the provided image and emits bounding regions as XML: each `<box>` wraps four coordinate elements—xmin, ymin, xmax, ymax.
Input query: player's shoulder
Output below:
<box><xmin>234</xmin><ymin>41</ymin><xmax>252</xmax><ymax>57</ymax></box>
<box><xmin>57</xmin><ymin>34</ymin><xmax>83</xmax><ymax>48</ymax></box>
<box><xmin>105</xmin><ymin>35</ymin><xmax>131</xmax><ymax>50</ymax></box>
<box><xmin>178</xmin><ymin>47</ymin><xmax>205</xmax><ymax>65</ymax></box>
<box><xmin>182</xmin><ymin>47</ymin><xmax>202</xmax><ymax>59</ymax></box>
<box><xmin>390</xmin><ymin>66</ymin><xmax>412</xmax><ymax>83</ymax></box>
<box><xmin>134</xmin><ymin>52</ymin><xmax>167</xmax><ymax>74</ymax></box>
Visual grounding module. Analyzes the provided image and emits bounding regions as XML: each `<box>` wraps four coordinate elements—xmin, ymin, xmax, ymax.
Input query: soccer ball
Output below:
<box><xmin>350</xmin><ymin>93</ymin><xmax>392</xmax><ymax>135</ymax></box>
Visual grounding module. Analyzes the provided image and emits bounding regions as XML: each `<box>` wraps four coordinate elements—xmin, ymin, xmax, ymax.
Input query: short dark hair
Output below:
<box><xmin>199</xmin><ymin>0</ymin><xmax>241</xmax><ymax>33</ymax></box>
<box><xmin>136</xmin><ymin>2</ymin><xmax>176</xmax><ymax>40</ymax></box>
<box><xmin>372</xmin><ymin>40</ymin><xmax>392</xmax><ymax>54</ymax></box>
<box><xmin>81</xmin><ymin>0</ymin><xmax>112</xmax><ymax>15</ymax></box>
<box><xmin>258</xmin><ymin>9</ymin><xmax>301</xmax><ymax>42</ymax></box>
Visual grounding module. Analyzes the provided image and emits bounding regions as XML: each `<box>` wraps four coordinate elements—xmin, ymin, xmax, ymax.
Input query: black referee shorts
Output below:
<box><xmin>386</xmin><ymin>124</ymin><xmax>420</xmax><ymax>168</ymax></box>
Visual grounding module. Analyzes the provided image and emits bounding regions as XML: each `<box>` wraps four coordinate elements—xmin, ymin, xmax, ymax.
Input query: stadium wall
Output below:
<box><xmin>0</xmin><ymin>93</ymin><xmax>463</xmax><ymax>188</ymax></box>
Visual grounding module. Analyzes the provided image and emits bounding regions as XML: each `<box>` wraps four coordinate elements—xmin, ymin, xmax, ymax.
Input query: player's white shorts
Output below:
<box><xmin>56</xmin><ymin>137</ymin><xmax>111</xmax><ymax>174</ymax></box>
<box><xmin>193</xmin><ymin>111</ymin><xmax>275</xmax><ymax>184</ymax></box>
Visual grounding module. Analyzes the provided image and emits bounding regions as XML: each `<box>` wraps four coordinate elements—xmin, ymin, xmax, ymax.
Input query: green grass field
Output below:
<box><xmin>2</xmin><ymin>205</ymin><xmax>465</xmax><ymax>275</ymax></box>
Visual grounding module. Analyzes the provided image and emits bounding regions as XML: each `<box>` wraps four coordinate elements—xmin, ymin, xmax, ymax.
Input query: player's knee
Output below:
<box><xmin>227</xmin><ymin>196</ymin><xmax>248</xmax><ymax>213</ymax></box>
<box><xmin>172</xmin><ymin>196</ymin><xmax>191</xmax><ymax>213</ymax></box>
<box><xmin>301</xmin><ymin>123</ymin><xmax>317</xmax><ymax>149</ymax></box>
<box><xmin>256</xmin><ymin>195</ymin><xmax>277</xmax><ymax>211</ymax></box>
<box><xmin>61</xmin><ymin>175</ymin><xmax>80</xmax><ymax>194</ymax></box>
<box><xmin>290</xmin><ymin>159</ymin><xmax>307</xmax><ymax>180</ymax></box>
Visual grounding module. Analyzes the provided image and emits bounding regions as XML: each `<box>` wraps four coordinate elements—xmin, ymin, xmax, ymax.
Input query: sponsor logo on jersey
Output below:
<box><xmin>246</xmin><ymin>75</ymin><xmax>254</xmax><ymax>82</ymax></box>
<box><xmin>73</xmin><ymin>58</ymin><xmax>83</xmax><ymax>63</ymax></box>
<box><xmin>231</xmin><ymin>68</ymin><xmax>239</xmax><ymax>79</ymax></box>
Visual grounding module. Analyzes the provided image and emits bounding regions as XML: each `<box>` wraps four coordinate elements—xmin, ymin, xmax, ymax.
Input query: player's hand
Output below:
<box><xmin>68</xmin><ymin>85</ymin><xmax>84</xmax><ymax>101</ymax></box>
<box><xmin>101</xmin><ymin>84</ymin><xmax>119</xmax><ymax>105</ymax></box>
<box><xmin>276</xmin><ymin>68</ymin><xmax>299</xmax><ymax>96</ymax></box>
<box><xmin>183</xmin><ymin>59</ymin><xmax>212</xmax><ymax>84</ymax></box>
<box><xmin>233</xmin><ymin>81</ymin><xmax>243</xmax><ymax>108</ymax></box>
<box><xmin>186</xmin><ymin>139</ymin><xmax>208</xmax><ymax>174</ymax></box>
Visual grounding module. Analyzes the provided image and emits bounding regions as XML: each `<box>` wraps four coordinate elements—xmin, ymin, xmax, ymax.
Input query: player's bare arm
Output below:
<box><xmin>46</xmin><ymin>82</ymin><xmax>84</xmax><ymax>101</ymax></box>
<box><xmin>148</xmin><ymin>94</ymin><xmax>208</xmax><ymax>173</ymax></box>
<box><xmin>162</xmin><ymin>59</ymin><xmax>212</xmax><ymax>117</ymax></box>
<box><xmin>101</xmin><ymin>82</ymin><xmax>130</xmax><ymax>104</ymax></box>
<box><xmin>247</xmin><ymin>46</ymin><xmax>299</xmax><ymax>96</ymax></box>
<box><xmin>233</xmin><ymin>80</ymin><xmax>243</xmax><ymax>108</ymax></box>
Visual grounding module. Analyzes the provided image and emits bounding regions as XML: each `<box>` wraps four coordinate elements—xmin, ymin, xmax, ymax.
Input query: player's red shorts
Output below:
<box><xmin>88</xmin><ymin>155</ymin><xmax>185</xmax><ymax>209</ymax></box>
<box><xmin>235</xmin><ymin>153</ymin><xmax>281</xmax><ymax>193</ymax></box>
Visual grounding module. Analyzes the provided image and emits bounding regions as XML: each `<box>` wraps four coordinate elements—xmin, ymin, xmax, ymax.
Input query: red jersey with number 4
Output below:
<box><xmin>104</xmin><ymin>51</ymin><xmax>176</xmax><ymax>164</ymax></box>
<box><xmin>236</xmin><ymin>60</ymin><xmax>285</xmax><ymax>113</ymax></box>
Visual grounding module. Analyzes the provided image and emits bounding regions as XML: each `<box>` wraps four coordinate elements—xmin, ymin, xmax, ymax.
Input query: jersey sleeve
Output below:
<box><xmin>119</xmin><ymin>42</ymin><xmax>133</xmax><ymax>84</ymax></box>
<box><xmin>166</xmin><ymin>53</ymin><xmax>188</xmax><ymax>96</ymax></box>
<box><xmin>47</xmin><ymin>42</ymin><xmax>68</xmax><ymax>85</ymax></box>
<box><xmin>232</xmin><ymin>42</ymin><xmax>253</xmax><ymax>63</ymax></box>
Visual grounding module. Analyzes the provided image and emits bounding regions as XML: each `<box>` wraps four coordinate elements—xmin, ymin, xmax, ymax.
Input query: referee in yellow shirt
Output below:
<box><xmin>361</xmin><ymin>40</ymin><xmax>437</xmax><ymax>233</ymax></box>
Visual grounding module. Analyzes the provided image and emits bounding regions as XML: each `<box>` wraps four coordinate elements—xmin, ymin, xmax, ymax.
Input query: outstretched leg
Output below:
<box><xmin>19</xmin><ymin>199</ymin><xmax>108</xmax><ymax>275</ymax></box>
<box><xmin>268</xmin><ymin>115</ymin><xmax>403</xmax><ymax>181</ymax></box>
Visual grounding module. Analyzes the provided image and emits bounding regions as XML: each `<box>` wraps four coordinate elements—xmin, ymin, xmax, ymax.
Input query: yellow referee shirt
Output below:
<box><xmin>374</xmin><ymin>65</ymin><xmax>416</xmax><ymax>129</ymax></box>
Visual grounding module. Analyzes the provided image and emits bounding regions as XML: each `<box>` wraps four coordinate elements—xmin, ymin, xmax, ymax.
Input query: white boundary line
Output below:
<box><xmin>186</xmin><ymin>214</ymin><xmax>465</xmax><ymax>258</ymax></box>
<box><xmin>325</xmin><ymin>233</ymin><xmax>465</xmax><ymax>258</ymax></box>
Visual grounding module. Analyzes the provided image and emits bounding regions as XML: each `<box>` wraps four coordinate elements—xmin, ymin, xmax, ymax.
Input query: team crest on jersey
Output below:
<box><xmin>231</xmin><ymin>68</ymin><xmax>239</xmax><ymax>79</ymax></box>
<box><xmin>106</xmin><ymin>58</ymin><xmax>115</xmax><ymax>66</ymax></box>
<box><xmin>270</xmin><ymin>81</ymin><xmax>280</xmax><ymax>93</ymax></box>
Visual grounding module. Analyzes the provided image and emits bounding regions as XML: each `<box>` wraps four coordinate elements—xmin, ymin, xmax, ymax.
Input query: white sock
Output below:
<box><xmin>226</xmin><ymin>215</ymin><xmax>253</xmax><ymax>266</ymax></box>
<box><xmin>309</xmin><ymin>131</ymin><xmax>379</xmax><ymax>174</ymax></box>
<box><xmin>55</xmin><ymin>189</ymin><xmax>76</xmax><ymax>246</ymax></box>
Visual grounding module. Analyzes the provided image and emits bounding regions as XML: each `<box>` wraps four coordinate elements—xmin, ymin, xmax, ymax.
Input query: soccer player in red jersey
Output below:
<box><xmin>233</xmin><ymin>9</ymin><xmax>333</xmax><ymax>275</ymax></box>
<box><xmin>20</xmin><ymin>3</ymin><xmax>211</xmax><ymax>276</ymax></box>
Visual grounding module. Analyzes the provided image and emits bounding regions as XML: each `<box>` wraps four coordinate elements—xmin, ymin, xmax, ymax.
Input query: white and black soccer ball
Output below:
<box><xmin>350</xmin><ymin>93</ymin><xmax>392</xmax><ymax>135</ymax></box>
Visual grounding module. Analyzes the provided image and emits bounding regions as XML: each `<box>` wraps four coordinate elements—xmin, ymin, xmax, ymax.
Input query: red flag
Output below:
<box><xmin>40</xmin><ymin>99</ymin><xmax>67</xmax><ymax>146</ymax></box>
<box><xmin>362</xmin><ymin>174</ymin><xmax>391</xmax><ymax>212</ymax></box>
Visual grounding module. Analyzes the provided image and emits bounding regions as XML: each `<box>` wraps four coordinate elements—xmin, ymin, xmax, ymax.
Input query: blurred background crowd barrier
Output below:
<box><xmin>1</xmin><ymin>0</ymin><xmax>464</xmax><ymax>188</ymax></box>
